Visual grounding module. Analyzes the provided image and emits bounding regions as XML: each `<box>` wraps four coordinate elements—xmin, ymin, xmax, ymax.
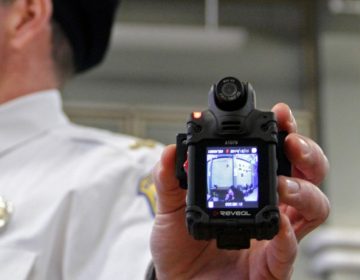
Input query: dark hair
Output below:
<box><xmin>50</xmin><ymin>20</ymin><xmax>75</xmax><ymax>85</ymax></box>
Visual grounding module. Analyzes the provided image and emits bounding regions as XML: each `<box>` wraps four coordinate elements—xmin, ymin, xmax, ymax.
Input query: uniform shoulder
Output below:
<box><xmin>52</xmin><ymin>122</ymin><xmax>164</xmax><ymax>159</ymax></box>
<box><xmin>50</xmin><ymin>123</ymin><xmax>162</xmax><ymax>216</ymax></box>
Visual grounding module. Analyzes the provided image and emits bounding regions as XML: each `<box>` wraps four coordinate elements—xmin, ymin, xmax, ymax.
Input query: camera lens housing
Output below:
<box><xmin>215</xmin><ymin>77</ymin><xmax>246</xmax><ymax>111</ymax></box>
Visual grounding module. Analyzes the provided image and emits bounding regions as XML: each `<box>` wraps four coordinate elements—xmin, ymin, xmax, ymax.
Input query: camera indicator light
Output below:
<box><xmin>183</xmin><ymin>160</ymin><xmax>189</xmax><ymax>174</ymax></box>
<box><xmin>193</xmin><ymin>112</ymin><xmax>202</xmax><ymax>119</ymax></box>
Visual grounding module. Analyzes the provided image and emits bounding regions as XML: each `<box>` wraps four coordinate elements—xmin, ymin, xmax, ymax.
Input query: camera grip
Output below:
<box><xmin>176</xmin><ymin>133</ymin><xmax>188</xmax><ymax>189</ymax></box>
<box><xmin>277</xmin><ymin>131</ymin><xmax>291</xmax><ymax>177</ymax></box>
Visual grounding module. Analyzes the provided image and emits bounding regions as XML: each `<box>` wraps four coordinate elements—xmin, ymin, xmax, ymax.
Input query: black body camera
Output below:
<box><xmin>176</xmin><ymin>77</ymin><xmax>291</xmax><ymax>250</ymax></box>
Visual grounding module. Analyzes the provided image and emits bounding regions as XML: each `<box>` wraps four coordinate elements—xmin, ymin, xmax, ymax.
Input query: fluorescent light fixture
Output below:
<box><xmin>111</xmin><ymin>23</ymin><xmax>248</xmax><ymax>52</ymax></box>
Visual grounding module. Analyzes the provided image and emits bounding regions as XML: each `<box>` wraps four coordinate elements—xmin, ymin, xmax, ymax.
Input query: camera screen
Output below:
<box><xmin>206</xmin><ymin>146</ymin><xmax>259</xmax><ymax>209</ymax></box>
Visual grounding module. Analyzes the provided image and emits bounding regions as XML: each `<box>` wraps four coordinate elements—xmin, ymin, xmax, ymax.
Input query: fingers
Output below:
<box><xmin>272</xmin><ymin>103</ymin><xmax>297</xmax><ymax>133</ymax></box>
<box><xmin>273</xmin><ymin>103</ymin><xmax>330</xmax><ymax>243</ymax></box>
<box><xmin>272</xmin><ymin>102</ymin><xmax>329</xmax><ymax>185</ymax></box>
<box><xmin>278</xmin><ymin>176</ymin><xmax>330</xmax><ymax>241</ymax></box>
<box><xmin>284</xmin><ymin>134</ymin><xmax>329</xmax><ymax>185</ymax></box>
<box><xmin>152</xmin><ymin>144</ymin><xmax>187</xmax><ymax>214</ymax></box>
<box><xmin>265</xmin><ymin>214</ymin><xmax>297</xmax><ymax>280</ymax></box>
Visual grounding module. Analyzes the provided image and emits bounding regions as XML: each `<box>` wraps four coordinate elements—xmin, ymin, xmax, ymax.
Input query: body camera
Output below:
<box><xmin>176</xmin><ymin>77</ymin><xmax>290</xmax><ymax>250</ymax></box>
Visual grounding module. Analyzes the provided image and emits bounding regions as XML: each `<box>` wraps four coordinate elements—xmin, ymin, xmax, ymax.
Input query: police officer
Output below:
<box><xmin>0</xmin><ymin>0</ymin><xmax>330</xmax><ymax>279</ymax></box>
<box><xmin>0</xmin><ymin>0</ymin><xmax>161</xmax><ymax>279</ymax></box>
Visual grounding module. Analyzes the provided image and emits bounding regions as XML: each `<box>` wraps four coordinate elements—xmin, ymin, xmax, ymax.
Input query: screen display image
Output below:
<box><xmin>206</xmin><ymin>146</ymin><xmax>259</xmax><ymax>209</ymax></box>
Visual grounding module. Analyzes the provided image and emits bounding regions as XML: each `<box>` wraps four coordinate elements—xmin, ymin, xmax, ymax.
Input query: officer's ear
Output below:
<box><xmin>6</xmin><ymin>0</ymin><xmax>52</xmax><ymax>49</ymax></box>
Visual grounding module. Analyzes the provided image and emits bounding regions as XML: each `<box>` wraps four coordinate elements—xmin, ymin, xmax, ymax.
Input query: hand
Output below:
<box><xmin>151</xmin><ymin>103</ymin><xmax>330</xmax><ymax>280</ymax></box>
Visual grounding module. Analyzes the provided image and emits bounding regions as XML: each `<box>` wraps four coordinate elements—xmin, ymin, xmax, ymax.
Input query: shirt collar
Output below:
<box><xmin>0</xmin><ymin>89</ymin><xmax>69</xmax><ymax>155</ymax></box>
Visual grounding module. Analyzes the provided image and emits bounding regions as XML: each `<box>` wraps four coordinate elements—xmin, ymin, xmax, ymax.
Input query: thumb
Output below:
<box><xmin>153</xmin><ymin>144</ymin><xmax>187</xmax><ymax>214</ymax></box>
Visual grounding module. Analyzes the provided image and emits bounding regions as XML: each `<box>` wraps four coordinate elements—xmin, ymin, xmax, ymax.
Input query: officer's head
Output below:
<box><xmin>0</xmin><ymin>0</ymin><xmax>119</xmax><ymax>97</ymax></box>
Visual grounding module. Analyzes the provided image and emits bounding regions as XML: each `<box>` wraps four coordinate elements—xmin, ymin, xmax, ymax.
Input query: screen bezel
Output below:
<box><xmin>206</xmin><ymin>145</ymin><xmax>259</xmax><ymax>209</ymax></box>
<box><xmin>189</xmin><ymin>138</ymin><xmax>274</xmax><ymax>219</ymax></box>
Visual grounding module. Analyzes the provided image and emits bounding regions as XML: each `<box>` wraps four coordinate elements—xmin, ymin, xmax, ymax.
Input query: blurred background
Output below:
<box><xmin>62</xmin><ymin>0</ymin><xmax>360</xmax><ymax>279</ymax></box>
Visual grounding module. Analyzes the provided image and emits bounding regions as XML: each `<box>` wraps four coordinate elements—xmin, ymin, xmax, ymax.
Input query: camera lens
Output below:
<box><xmin>215</xmin><ymin>77</ymin><xmax>246</xmax><ymax>111</ymax></box>
<box><xmin>220</xmin><ymin>82</ymin><xmax>239</xmax><ymax>101</ymax></box>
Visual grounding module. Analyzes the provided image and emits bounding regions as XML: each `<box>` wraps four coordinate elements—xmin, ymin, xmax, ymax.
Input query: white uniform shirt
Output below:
<box><xmin>0</xmin><ymin>90</ymin><xmax>162</xmax><ymax>280</ymax></box>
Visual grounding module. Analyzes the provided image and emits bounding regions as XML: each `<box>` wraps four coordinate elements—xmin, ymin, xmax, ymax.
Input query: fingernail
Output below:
<box><xmin>286</xmin><ymin>178</ymin><xmax>299</xmax><ymax>194</ymax></box>
<box><xmin>298</xmin><ymin>136</ymin><xmax>311</xmax><ymax>157</ymax></box>
<box><xmin>286</xmin><ymin>109</ymin><xmax>297</xmax><ymax>132</ymax></box>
